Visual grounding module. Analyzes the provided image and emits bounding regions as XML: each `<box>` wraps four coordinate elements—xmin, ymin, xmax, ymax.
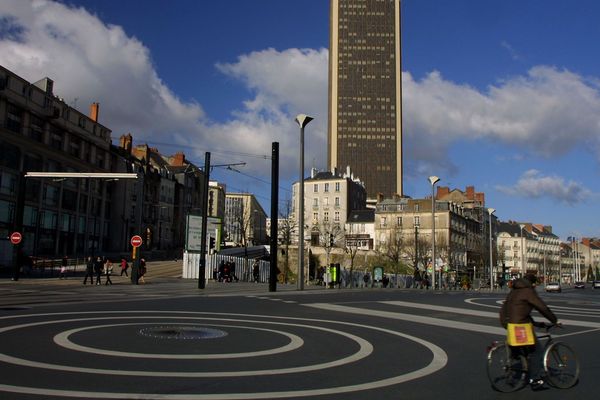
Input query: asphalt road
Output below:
<box><xmin>0</xmin><ymin>275</ymin><xmax>598</xmax><ymax>400</ymax></box>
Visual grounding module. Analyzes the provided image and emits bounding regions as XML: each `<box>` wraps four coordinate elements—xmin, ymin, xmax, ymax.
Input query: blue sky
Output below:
<box><xmin>1</xmin><ymin>0</ymin><xmax>599</xmax><ymax>240</ymax></box>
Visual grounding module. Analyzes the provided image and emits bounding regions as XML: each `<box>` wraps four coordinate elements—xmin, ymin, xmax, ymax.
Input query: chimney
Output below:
<box><xmin>172</xmin><ymin>152</ymin><xmax>185</xmax><ymax>167</ymax></box>
<box><xmin>119</xmin><ymin>133</ymin><xmax>133</xmax><ymax>153</ymax></box>
<box><xmin>393</xmin><ymin>193</ymin><xmax>401</xmax><ymax>201</ymax></box>
<box><xmin>475</xmin><ymin>192</ymin><xmax>485</xmax><ymax>206</ymax></box>
<box><xmin>437</xmin><ymin>186</ymin><xmax>450</xmax><ymax>199</ymax></box>
<box><xmin>90</xmin><ymin>102</ymin><xmax>100</xmax><ymax>122</ymax></box>
<box><xmin>466</xmin><ymin>186</ymin><xmax>475</xmax><ymax>200</ymax></box>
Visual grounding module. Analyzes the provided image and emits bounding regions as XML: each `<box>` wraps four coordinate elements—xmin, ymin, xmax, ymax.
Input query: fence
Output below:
<box><xmin>182</xmin><ymin>252</ymin><xmax>271</xmax><ymax>282</ymax></box>
<box><xmin>21</xmin><ymin>257</ymin><xmax>87</xmax><ymax>278</ymax></box>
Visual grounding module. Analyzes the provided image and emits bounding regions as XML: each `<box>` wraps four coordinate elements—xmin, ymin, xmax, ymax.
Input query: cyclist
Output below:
<box><xmin>499</xmin><ymin>273</ymin><xmax>559</xmax><ymax>389</ymax></box>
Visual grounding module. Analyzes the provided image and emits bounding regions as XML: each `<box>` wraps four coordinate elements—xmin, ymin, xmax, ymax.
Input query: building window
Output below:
<box><xmin>324</xmin><ymin>212</ymin><xmax>329</xmax><ymax>222</ymax></box>
<box><xmin>324</xmin><ymin>183</ymin><xmax>329</xmax><ymax>192</ymax></box>
<box><xmin>313</xmin><ymin>212</ymin><xmax>318</xmax><ymax>221</ymax></box>
<box><xmin>380</xmin><ymin>216</ymin><xmax>387</xmax><ymax>227</ymax></box>
<box><xmin>6</xmin><ymin>103</ymin><xmax>22</xmax><ymax>133</ymax></box>
<box><xmin>0</xmin><ymin>171</ymin><xmax>17</xmax><ymax>195</ymax></box>
<box><xmin>313</xmin><ymin>198</ymin><xmax>318</xmax><ymax>207</ymax></box>
<box><xmin>414</xmin><ymin>216</ymin><xmax>420</xmax><ymax>226</ymax></box>
<box><xmin>50</xmin><ymin>128</ymin><xmax>63</xmax><ymax>151</ymax></box>
<box><xmin>0</xmin><ymin>199</ymin><xmax>15</xmax><ymax>223</ymax></box>
<box><xmin>313</xmin><ymin>184</ymin><xmax>318</xmax><ymax>193</ymax></box>
<box><xmin>69</xmin><ymin>136</ymin><xmax>81</xmax><ymax>158</ymax></box>
<box><xmin>397</xmin><ymin>216</ymin><xmax>402</xmax><ymax>226</ymax></box>
<box><xmin>335</xmin><ymin>182</ymin><xmax>340</xmax><ymax>192</ymax></box>
<box><xmin>415</xmin><ymin>204</ymin><xmax>420</xmax><ymax>212</ymax></box>
<box><xmin>43</xmin><ymin>185</ymin><xmax>60</xmax><ymax>207</ymax></box>
<box><xmin>335</xmin><ymin>197</ymin><xmax>340</xmax><ymax>207</ymax></box>
<box><xmin>324</xmin><ymin>197</ymin><xmax>329</xmax><ymax>206</ymax></box>
<box><xmin>334</xmin><ymin>211</ymin><xmax>340</xmax><ymax>222</ymax></box>
<box><xmin>30</xmin><ymin>115</ymin><xmax>44</xmax><ymax>142</ymax></box>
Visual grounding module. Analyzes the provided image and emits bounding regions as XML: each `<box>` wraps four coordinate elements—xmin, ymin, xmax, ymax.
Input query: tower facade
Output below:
<box><xmin>328</xmin><ymin>0</ymin><xmax>403</xmax><ymax>200</ymax></box>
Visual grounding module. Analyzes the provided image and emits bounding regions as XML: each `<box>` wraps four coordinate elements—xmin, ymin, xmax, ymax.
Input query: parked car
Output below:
<box><xmin>593</xmin><ymin>281</ymin><xmax>600</xmax><ymax>289</ymax></box>
<box><xmin>545</xmin><ymin>282</ymin><xmax>562</xmax><ymax>293</ymax></box>
<box><xmin>574</xmin><ymin>281</ymin><xmax>586</xmax><ymax>289</ymax></box>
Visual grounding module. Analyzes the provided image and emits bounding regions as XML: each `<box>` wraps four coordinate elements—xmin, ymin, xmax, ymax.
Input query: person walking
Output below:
<box><xmin>252</xmin><ymin>259</ymin><xmax>260</xmax><ymax>283</ymax></box>
<box><xmin>59</xmin><ymin>255</ymin><xmax>68</xmax><ymax>279</ymax></box>
<box><xmin>499</xmin><ymin>274</ymin><xmax>559</xmax><ymax>389</ymax></box>
<box><xmin>139</xmin><ymin>258</ymin><xmax>146</xmax><ymax>284</ymax></box>
<box><xmin>120</xmin><ymin>258</ymin><xmax>129</xmax><ymax>277</ymax></box>
<box><xmin>94</xmin><ymin>256</ymin><xmax>103</xmax><ymax>285</ymax></box>
<box><xmin>104</xmin><ymin>258</ymin><xmax>113</xmax><ymax>285</ymax></box>
<box><xmin>83</xmin><ymin>256</ymin><xmax>94</xmax><ymax>285</ymax></box>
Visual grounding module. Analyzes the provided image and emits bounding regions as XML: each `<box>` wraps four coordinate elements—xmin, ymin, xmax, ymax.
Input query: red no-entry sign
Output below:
<box><xmin>10</xmin><ymin>232</ymin><xmax>22</xmax><ymax>245</ymax></box>
<box><xmin>131</xmin><ymin>235</ymin><xmax>143</xmax><ymax>248</ymax></box>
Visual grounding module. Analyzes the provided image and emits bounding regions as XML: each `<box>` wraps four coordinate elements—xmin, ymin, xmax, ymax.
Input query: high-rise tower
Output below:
<box><xmin>328</xmin><ymin>0</ymin><xmax>402</xmax><ymax>199</ymax></box>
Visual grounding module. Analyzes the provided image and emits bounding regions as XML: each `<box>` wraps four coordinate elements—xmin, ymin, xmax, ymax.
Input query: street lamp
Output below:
<box><xmin>295</xmin><ymin>114</ymin><xmax>313</xmax><ymax>291</ymax></box>
<box><xmin>488</xmin><ymin>208</ymin><xmax>495</xmax><ymax>290</ymax></box>
<box><xmin>428</xmin><ymin>176</ymin><xmax>440</xmax><ymax>290</ymax></box>
<box><xmin>519</xmin><ymin>223</ymin><xmax>526</xmax><ymax>276</ymax></box>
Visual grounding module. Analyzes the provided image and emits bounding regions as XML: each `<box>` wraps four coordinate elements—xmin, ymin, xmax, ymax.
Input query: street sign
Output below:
<box><xmin>131</xmin><ymin>235</ymin><xmax>143</xmax><ymax>248</ymax></box>
<box><xmin>10</xmin><ymin>232</ymin><xmax>22</xmax><ymax>245</ymax></box>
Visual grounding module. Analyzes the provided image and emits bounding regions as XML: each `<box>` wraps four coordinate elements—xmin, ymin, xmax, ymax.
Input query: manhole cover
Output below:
<box><xmin>139</xmin><ymin>326</ymin><xmax>228</xmax><ymax>340</ymax></box>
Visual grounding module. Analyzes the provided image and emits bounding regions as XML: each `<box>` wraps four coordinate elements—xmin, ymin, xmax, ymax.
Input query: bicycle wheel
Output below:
<box><xmin>544</xmin><ymin>342</ymin><xmax>579</xmax><ymax>388</ymax></box>
<box><xmin>487</xmin><ymin>343</ymin><xmax>528</xmax><ymax>392</ymax></box>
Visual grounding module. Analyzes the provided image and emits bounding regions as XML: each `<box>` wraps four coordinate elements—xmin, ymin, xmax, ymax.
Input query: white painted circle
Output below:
<box><xmin>0</xmin><ymin>311</ymin><xmax>448</xmax><ymax>399</ymax></box>
<box><xmin>54</xmin><ymin>322</ymin><xmax>304</xmax><ymax>359</ymax></box>
<box><xmin>0</xmin><ymin>315</ymin><xmax>373</xmax><ymax>377</ymax></box>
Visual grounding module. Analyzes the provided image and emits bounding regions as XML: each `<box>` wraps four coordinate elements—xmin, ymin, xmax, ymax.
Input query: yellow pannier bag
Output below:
<box><xmin>506</xmin><ymin>322</ymin><xmax>535</xmax><ymax>346</ymax></box>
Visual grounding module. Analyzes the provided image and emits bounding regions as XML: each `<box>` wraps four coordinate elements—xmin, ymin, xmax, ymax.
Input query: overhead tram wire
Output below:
<box><xmin>144</xmin><ymin>141</ymin><xmax>272</xmax><ymax>161</ymax></box>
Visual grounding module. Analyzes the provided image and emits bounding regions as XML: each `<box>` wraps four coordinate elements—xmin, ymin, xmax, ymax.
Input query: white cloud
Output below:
<box><xmin>403</xmin><ymin>66</ymin><xmax>600</xmax><ymax>172</ymax></box>
<box><xmin>496</xmin><ymin>169</ymin><xmax>593</xmax><ymax>205</ymax></box>
<box><xmin>3</xmin><ymin>0</ymin><xmax>600</xmax><ymax>186</ymax></box>
<box><xmin>0</xmin><ymin>0</ymin><xmax>205</xmax><ymax>139</ymax></box>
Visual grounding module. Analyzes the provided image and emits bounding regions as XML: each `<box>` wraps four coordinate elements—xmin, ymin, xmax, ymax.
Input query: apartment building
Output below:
<box><xmin>0</xmin><ymin>66</ymin><xmax>113</xmax><ymax>261</ymax></box>
<box><xmin>224</xmin><ymin>193</ymin><xmax>267</xmax><ymax>246</ymax></box>
<box><xmin>291</xmin><ymin>167</ymin><xmax>367</xmax><ymax>246</ymax></box>
<box><xmin>374</xmin><ymin>196</ymin><xmax>483</xmax><ymax>275</ymax></box>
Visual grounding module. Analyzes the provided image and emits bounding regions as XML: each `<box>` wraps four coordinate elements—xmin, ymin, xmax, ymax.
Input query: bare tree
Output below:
<box><xmin>278</xmin><ymin>199</ymin><xmax>297</xmax><ymax>283</ymax></box>
<box><xmin>313</xmin><ymin>220</ymin><xmax>345</xmax><ymax>268</ymax></box>
<box><xmin>376</xmin><ymin>224</ymin><xmax>414</xmax><ymax>286</ymax></box>
<box><xmin>344</xmin><ymin>233</ymin><xmax>361</xmax><ymax>288</ymax></box>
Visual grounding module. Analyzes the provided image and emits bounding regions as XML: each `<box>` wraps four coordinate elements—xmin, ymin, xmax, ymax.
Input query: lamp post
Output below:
<box><xmin>519</xmin><ymin>223</ymin><xmax>526</xmax><ymax>277</ymax></box>
<box><xmin>428</xmin><ymin>176</ymin><xmax>440</xmax><ymax>290</ymax></box>
<box><xmin>295</xmin><ymin>114</ymin><xmax>313</xmax><ymax>291</ymax></box>
<box><xmin>488</xmin><ymin>208</ymin><xmax>495</xmax><ymax>290</ymax></box>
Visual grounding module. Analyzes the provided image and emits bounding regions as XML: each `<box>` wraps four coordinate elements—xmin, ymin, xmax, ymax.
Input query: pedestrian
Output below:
<box><xmin>104</xmin><ymin>258</ymin><xmax>113</xmax><ymax>285</ymax></box>
<box><xmin>120</xmin><ymin>258</ymin><xmax>129</xmax><ymax>277</ymax></box>
<box><xmin>12</xmin><ymin>248</ymin><xmax>24</xmax><ymax>281</ymax></box>
<box><xmin>218</xmin><ymin>260</ymin><xmax>225</xmax><ymax>282</ymax></box>
<box><xmin>231</xmin><ymin>261</ymin><xmax>239</xmax><ymax>282</ymax></box>
<box><xmin>59</xmin><ymin>255</ymin><xmax>68</xmax><ymax>279</ymax></box>
<box><xmin>363</xmin><ymin>272</ymin><xmax>370</xmax><ymax>287</ymax></box>
<box><xmin>94</xmin><ymin>256</ymin><xmax>103</xmax><ymax>285</ymax></box>
<box><xmin>252</xmin><ymin>259</ymin><xmax>260</xmax><ymax>283</ymax></box>
<box><xmin>139</xmin><ymin>258</ymin><xmax>146</xmax><ymax>284</ymax></box>
<box><xmin>499</xmin><ymin>274</ymin><xmax>559</xmax><ymax>389</ymax></box>
<box><xmin>83</xmin><ymin>256</ymin><xmax>94</xmax><ymax>284</ymax></box>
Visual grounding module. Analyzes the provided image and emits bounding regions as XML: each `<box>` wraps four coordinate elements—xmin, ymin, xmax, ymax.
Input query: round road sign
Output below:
<box><xmin>130</xmin><ymin>235</ymin><xmax>143</xmax><ymax>248</ymax></box>
<box><xmin>10</xmin><ymin>232</ymin><xmax>22</xmax><ymax>245</ymax></box>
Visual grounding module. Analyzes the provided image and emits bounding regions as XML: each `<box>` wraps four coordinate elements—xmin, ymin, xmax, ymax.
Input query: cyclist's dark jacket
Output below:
<box><xmin>499</xmin><ymin>278</ymin><xmax>557</xmax><ymax>328</ymax></box>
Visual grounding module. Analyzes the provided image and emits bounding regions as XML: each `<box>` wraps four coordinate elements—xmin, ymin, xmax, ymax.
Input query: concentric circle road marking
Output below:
<box><xmin>54</xmin><ymin>322</ymin><xmax>304</xmax><ymax>359</ymax></box>
<box><xmin>0</xmin><ymin>315</ymin><xmax>372</xmax><ymax>377</ymax></box>
<box><xmin>0</xmin><ymin>311</ymin><xmax>448</xmax><ymax>399</ymax></box>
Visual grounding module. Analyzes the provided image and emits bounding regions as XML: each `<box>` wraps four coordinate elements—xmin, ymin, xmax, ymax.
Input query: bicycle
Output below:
<box><xmin>486</xmin><ymin>323</ymin><xmax>579</xmax><ymax>392</ymax></box>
